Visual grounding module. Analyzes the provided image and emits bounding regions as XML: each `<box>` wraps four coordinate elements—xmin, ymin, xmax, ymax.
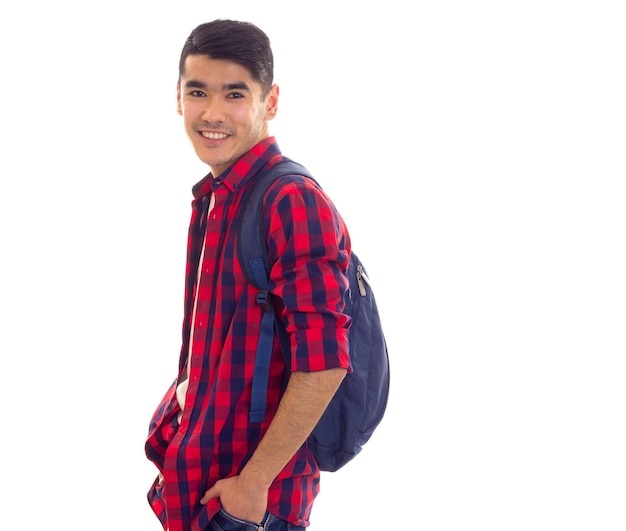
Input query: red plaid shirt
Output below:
<box><xmin>145</xmin><ymin>137</ymin><xmax>351</xmax><ymax>530</ymax></box>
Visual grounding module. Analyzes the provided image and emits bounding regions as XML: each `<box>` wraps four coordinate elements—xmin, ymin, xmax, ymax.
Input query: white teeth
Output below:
<box><xmin>201</xmin><ymin>131</ymin><xmax>228</xmax><ymax>139</ymax></box>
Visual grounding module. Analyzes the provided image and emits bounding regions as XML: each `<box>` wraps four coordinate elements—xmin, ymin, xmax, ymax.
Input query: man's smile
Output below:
<box><xmin>200</xmin><ymin>131</ymin><xmax>229</xmax><ymax>139</ymax></box>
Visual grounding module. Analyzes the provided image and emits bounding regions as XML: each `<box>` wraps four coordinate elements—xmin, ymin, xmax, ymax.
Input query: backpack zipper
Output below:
<box><xmin>356</xmin><ymin>264</ymin><xmax>371</xmax><ymax>296</ymax></box>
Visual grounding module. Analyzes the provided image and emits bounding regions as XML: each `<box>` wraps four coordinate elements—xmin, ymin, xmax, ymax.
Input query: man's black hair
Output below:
<box><xmin>179</xmin><ymin>19</ymin><xmax>274</xmax><ymax>96</ymax></box>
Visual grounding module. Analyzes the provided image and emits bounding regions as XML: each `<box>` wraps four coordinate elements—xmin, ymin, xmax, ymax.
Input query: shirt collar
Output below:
<box><xmin>191</xmin><ymin>137</ymin><xmax>282</xmax><ymax>200</ymax></box>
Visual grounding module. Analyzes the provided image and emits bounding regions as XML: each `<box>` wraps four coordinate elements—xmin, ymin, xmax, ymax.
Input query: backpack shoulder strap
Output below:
<box><xmin>236</xmin><ymin>158</ymin><xmax>315</xmax><ymax>423</ymax></box>
<box><xmin>237</xmin><ymin>158</ymin><xmax>314</xmax><ymax>288</ymax></box>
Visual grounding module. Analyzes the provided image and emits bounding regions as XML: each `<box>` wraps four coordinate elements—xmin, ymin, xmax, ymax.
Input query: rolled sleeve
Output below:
<box><xmin>266</xmin><ymin>176</ymin><xmax>352</xmax><ymax>373</ymax></box>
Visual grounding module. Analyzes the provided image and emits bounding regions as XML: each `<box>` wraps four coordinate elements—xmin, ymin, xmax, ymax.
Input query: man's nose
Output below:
<box><xmin>202</xmin><ymin>97</ymin><xmax>226</xmax><ymax>122</ymax></box>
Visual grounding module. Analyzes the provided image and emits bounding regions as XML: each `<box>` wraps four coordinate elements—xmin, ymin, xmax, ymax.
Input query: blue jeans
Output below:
<box><xmin>207</xmin><ymin>509</ymin><xmax>305</xmax><ymax>531</ymax></box>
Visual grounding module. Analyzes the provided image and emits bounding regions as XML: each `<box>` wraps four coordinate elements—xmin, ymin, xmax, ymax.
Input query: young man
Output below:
<box><xmin>145</xmin><ymin>20</ymin><xmax>352</xmax><ymax>531</ymax></box>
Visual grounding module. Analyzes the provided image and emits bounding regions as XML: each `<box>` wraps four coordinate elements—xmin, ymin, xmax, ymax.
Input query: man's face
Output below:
<box><xmin>177</xmin><ymin>54</ymin><xmax>278</xmax><ymax>176</ymax></box>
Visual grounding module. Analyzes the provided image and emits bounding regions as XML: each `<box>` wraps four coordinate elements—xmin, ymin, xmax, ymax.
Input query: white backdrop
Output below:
<box><xmin>1</xmin><ymin>1</ymin><xmax>625</xmax><ymax>529</ymax></box>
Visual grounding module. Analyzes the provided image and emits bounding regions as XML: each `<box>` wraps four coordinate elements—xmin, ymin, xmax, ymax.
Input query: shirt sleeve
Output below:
<box><xmin>265</xmin><ymin>176</ymin><xmax>352</xmax><ymax>373</ymax></box>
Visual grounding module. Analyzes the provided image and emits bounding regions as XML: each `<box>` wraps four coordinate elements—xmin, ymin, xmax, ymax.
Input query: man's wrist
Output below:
<box><xmin>239</xmin><ymin>461</ymin><xmax>274</xmax><ymax>492</ymax></box>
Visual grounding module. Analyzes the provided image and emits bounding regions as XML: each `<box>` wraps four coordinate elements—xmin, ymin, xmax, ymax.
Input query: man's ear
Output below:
<box><xmin>176</xmin><ymin>82</ymin><xmax>182</xmax><ymax>115</ymax></box>
<box><xmin>265</xmin><ymin>84</ymin><xmax>279</xmax><ymax>120</ymax></box>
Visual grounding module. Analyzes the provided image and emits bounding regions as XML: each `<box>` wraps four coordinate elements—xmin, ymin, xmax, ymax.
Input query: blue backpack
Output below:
<box><xmin>237</xmin><ymin>158</ymin><xmax>390</xmax><ymax>472</ymax></box>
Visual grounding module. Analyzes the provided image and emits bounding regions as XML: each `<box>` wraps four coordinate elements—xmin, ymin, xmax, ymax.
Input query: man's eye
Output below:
<box><xmin>227</xmin><ymin>92</ymin><xmax>244</xmax><ymax>99</ymax></box>
<box><xmin>190</xmin><ymin>90</ymin><xmax>206</xmax><ymax>97</ymax></box>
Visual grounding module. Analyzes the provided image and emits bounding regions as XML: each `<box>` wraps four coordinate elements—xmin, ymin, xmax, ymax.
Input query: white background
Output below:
<box><xmin>1</xmin><ymin>1</ymin><xmax>625</xmax><ymax>529</ymax></box>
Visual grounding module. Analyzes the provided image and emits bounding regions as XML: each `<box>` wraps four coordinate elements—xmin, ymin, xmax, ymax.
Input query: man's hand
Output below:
<box><xmin>200</xmin><ymin>474</ymin><xmax>268</xmax><ymax>524</ymax></box>
<box><xmin>200</xmin><ymin>367</ymin><xmax>346</xmax><ymax>524</ymax></box>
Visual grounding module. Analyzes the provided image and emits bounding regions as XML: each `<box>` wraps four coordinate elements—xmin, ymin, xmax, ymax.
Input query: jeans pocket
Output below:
<box><xmin>208</xmin><ymin>508</ymin><xmax>268</xmax><ymax>530</ymax></box>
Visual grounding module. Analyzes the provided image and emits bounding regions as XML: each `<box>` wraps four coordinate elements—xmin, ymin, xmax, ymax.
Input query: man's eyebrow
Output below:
<box><xmin>182</xmin><ymin>80</ymin><xmax>251</xmax><ymax>92</ymax></box>
<box><xmin>183</xmin><ymin>79</ymin><xmax>208</xmax><ymax>90</ymax></box>
<box><xmin>223</xmin><ymin>82</ymin><xmax>251</xmax><ymax>92</ymax></box>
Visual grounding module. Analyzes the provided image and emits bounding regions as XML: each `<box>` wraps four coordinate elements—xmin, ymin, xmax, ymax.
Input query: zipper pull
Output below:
<box><xmin>356</xmin><ymin>264</ymin><xmax>370</xmax><ymax>296</ymax></box>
